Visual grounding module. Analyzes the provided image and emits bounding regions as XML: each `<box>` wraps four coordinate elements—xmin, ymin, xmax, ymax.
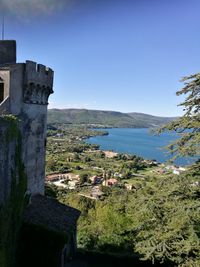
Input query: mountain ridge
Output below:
<box><xmin>48</xmin><ymin>108</ymin><xmax>177</xmax><ymax>128</ymax></box>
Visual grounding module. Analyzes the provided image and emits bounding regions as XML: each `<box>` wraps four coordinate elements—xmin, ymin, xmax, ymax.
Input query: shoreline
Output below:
<box><xmin>85</xmin><ymin>128</ymin><xmax>194</xmax><ymax>166</ymax></box>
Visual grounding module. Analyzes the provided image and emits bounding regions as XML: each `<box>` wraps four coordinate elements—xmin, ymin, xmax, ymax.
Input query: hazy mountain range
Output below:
<box><xmin>48</xmin><ymin>108</ymin><xmax>176</xmax><ymax>128</ymax></box>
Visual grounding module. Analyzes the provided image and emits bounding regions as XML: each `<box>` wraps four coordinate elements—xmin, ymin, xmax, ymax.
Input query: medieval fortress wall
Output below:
<box><xmin>0</xmin><ymin>40</ymin><xmax>53</xmax><ymax>204</ymax></box>
<box><xmin>0</xmin><ymin>118</ymin><xmax>17</xmax><ymax>204</ymax></box>
<box><xmin>0</xmin><ymin>41</ymin><xmax>81</xmax><ymax>267</ymax></box>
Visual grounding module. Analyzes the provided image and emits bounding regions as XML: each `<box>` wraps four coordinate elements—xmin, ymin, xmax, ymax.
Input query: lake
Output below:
<box><xmin>86</xmin><ymin>128</ymin><xmax>194</xmax><ymax>166</ymax></box>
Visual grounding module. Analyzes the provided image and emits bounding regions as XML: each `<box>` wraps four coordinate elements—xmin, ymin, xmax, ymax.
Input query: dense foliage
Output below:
<box><xmin>158</xmin><ymin>73</ymin><xmax>200</xmax><ymax>159</ymax></box>
<box><xmin>55</xmin><ymin>168</ymin><xmax>200</xmax><ymax>267</ymax></box>
<box><xmin>45</xmin><ymin>123</ymin><xmax>200</xmax><ymax>266</ymax></box>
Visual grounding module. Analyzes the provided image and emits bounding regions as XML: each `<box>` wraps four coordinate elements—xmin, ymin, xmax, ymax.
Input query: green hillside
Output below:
<box><xmin>128</xmin><ymin>112</ymin><xmax>175</xmax><ymax>127</ymax></box>
<box><xmin>47</xmin><ymin>108</ymin><xmax>176</xmax><ymax>128</ymax></box>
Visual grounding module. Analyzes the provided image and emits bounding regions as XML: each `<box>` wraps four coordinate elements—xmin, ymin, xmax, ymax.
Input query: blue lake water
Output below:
<box><xmin>86</xmin><ymin>128</ymin><xmax>195</xmax><ymax>166</ymax></box>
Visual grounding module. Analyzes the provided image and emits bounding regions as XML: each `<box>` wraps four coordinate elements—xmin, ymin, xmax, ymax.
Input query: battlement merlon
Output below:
<box><xmin>23</xmin><ymin>61</ymin><xmax>54</xmax><ymax>105</ymax></box>
<box><xmin>25</xmin><ymin>60</ymin><xmax>54</xmax><ymax>88</ymax></box>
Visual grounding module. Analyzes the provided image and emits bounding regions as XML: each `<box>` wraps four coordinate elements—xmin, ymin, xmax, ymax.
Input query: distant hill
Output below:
<box><xmin>47</xmin><ymin>108</ymin><xmax>177</xmax><ymax>128</ymax></box>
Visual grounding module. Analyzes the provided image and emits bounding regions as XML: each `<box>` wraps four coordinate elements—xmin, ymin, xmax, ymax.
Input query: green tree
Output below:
<box><xmin>127</xmin><ymin>172</ymin><xmax>200</xmax><ymax>266</ymax></box>
<box><xmin>79</xmin><ymin>173</ymin><xmax>89</xmax><ymax>184</ymax></box>
<box><xmin>46</xmin><ymin>157</ymin><xmax>57</xmax><ymax>172</ymax></box>
<box><xmin>158</xmin><ymin>73</ymin><xmax>200</xmax><ymax>160</ymax></box>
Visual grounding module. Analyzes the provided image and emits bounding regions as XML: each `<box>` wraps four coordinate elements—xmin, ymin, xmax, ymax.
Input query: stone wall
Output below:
<box><xmin>0</xmin><ymin>61</ymin><xmax>53</xmax><ymax>196</ymax></box>
<box><xmin>21</xmin><ymin>61</ymin><xmax>53</xmax><ymax>194</ymax></box>
<box><xmin>0</xmin><ymin>68</ymin><xmax>10</xmax><ymax>103</ymax></box>
<box><xmin>0</xmin><ymin>115</ymin><xmax>27</xmax><ymax>267</ymax></box>
<box><xmin>0</xmin><ymin>41</ymin><xmax>16</xmax><ymax>65</ymax></box>
<box><xmin>21</xmin><ymin>105</ymin><xmax>47</xmax><ymax>194</ymax></box>
<box><xmin>0</xmin><ymin>116</ymin><xmax>18</xmax><ymax>204</ymax></box>
<box><xmin>0</xmin><ymin>41</ymin><xmax>54</xmax><ymax>267</ymax></box>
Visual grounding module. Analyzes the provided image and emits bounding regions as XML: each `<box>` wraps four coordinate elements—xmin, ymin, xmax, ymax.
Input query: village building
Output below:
<box><xmin>157</xmin><ymin>168</ymin><xmax>166</xmax><ymax>175</ymax></box>
<box><xmin>65</xmin><ymin>173</ymin><xmax>80</xmax><ymax>181</ymax></box>
<box><xmin>68</xmin><ymin>180</ymin><xmax>80</xmax><ymax>190</ymax></box>
<box><xmin>165</xmin><ymin>165</ymin><xmax>186</xmax><ymax>175</ymax></box>
<box><xmin>46</xmin><ymin>173</ymin><xmax>68</xmax><ymax>182</ymax></box>
<box><xmin>89</xmin><ymin>175</ymin><xmax>103</xmax><ymax>185</ymax></box>
<box><xmin>104</xmin><ymin>150</ymin><xmax>118</xmax><ymax>158</ymax></box>
<box><xmin>103</xmin><ymin>178</ymin><xmax>118</xmax><ymax>187</ymax></box>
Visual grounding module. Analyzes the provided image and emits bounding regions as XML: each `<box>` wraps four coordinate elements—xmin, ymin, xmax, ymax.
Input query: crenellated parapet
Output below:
<box><xmin>23</xmin><ymin>61</ymin><xmax>54</xmax><ymax>105</ymax></box>
<box><xmin>23</xmin><ymin>83</ymin><xmax>53</xmax><ymax>105</ymax></box>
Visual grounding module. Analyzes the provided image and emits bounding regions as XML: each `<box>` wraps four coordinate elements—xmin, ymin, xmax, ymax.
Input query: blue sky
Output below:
<box><xmin>1</xmin><ymin>0</ymin><xmax>200</xmax><ymax>116</ymax></box>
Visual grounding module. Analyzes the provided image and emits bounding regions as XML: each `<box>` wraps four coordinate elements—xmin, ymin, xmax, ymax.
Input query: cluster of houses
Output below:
<box><xmin>46</xmin><ymin>173</ymin><xmax>121</xmax><ymax>188</ymax></box>
<box><xmin>46</xmin><ymin>162</ymin><xmax>188</xmax><ymax>200</ymax></box>
<box><xmin>142</xmin><ymin>159</ymin><xmax>187</xmax><ymax>176</ymax></box>
<box><xmin>46</xmin><ymin>173</ymin><xmax>123</xmax><ymax>199</ymax></box>
<box><xmin>155</xmin><ymin>165</ymin><xmax>186</xmax><ymax>175</ymax></box>
<box><xmin>46</xmin><ymin>173</ymin><xmax>80</xmax><ymax>189</ymax></box>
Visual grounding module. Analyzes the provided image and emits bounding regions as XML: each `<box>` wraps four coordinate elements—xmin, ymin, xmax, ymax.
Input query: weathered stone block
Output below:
<box><xmin>0</xmin><ymin>40</ymin><xmax>16</xmax><ymax>65</ymax></box>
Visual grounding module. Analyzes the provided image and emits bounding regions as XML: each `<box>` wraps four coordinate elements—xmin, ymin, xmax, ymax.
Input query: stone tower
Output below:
<box><xmin>0</xmin><ymin>40</ymin><xmax>53</xmax><ymax>195</ymax></box>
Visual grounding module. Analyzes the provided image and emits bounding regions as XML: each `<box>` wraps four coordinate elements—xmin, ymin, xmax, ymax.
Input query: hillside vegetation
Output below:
<box><xmin>48</xmin><ymin>109</ymin><xmax>175</xmax><ymax>128</ymax></box>
<box><xmin>45</xmin><ymin>124</ymin><xmax>200</xmax><ymax>267</ymax></box>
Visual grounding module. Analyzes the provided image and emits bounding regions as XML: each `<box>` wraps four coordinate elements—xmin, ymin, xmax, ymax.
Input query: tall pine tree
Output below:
<box><xmin>158</xmin><ymin>73</ymin><xmax>200</xmax><ymax>160</ymax></box>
